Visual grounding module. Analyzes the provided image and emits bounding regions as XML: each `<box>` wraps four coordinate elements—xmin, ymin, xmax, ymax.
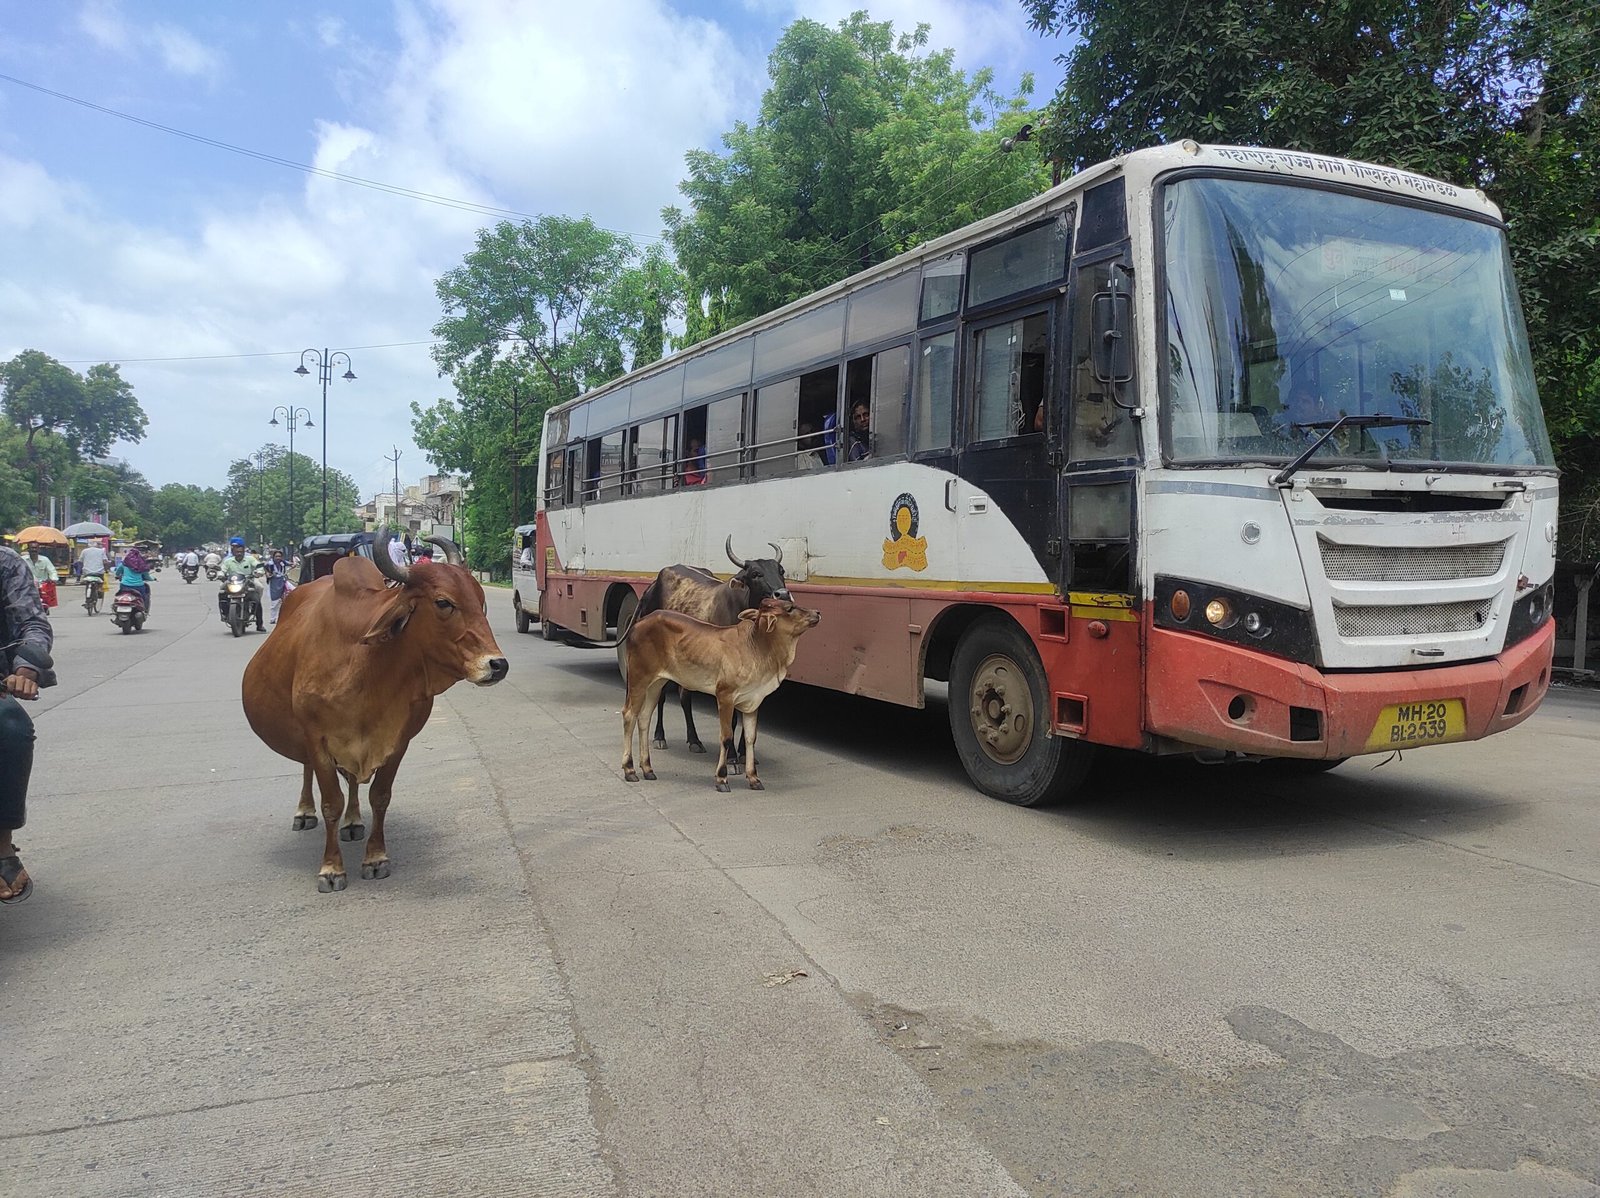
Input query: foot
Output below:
<box><xmin>1</xmin><ymin>853</ymin><xmax>33</xmax><ymax>904</ymax></box>
<box><xmin>291</xmin><ymin>813</ymin><xmax>318</xmax><ymax>830</ymax></box>
<box><xmin>316</xmin><ymin>870</ymin><xmax>348</xmax><ymax>893</ymax></box>
<box><xmin>338</xmin><ymin>822</ymin><xmax>366</xmax><ymax>842</ymax></box>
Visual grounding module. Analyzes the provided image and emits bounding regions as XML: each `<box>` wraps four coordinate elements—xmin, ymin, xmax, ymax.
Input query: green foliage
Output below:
<box><xmin>148</xmin><ymin>483</ymin><xmax>227</xmax><ymax>549</ymax></box>
<box><xmin>221</xmin><ymin>445</ymin><xmax>360</xmax><ymax>550</ymax></box>
<box><xmin>425</xmin><ymin>216</ymin><xmax>673</xmax><ymax>567</ymax></box>
<box><xmin>1026</xmin><ymin>0</ymin><xmax>1600</xmax><ymax>559</ymax></box>
<box><xmin>665</xmin><ymin>13</ymin><xmax>1049</xmax><ymax>341</ymax></box>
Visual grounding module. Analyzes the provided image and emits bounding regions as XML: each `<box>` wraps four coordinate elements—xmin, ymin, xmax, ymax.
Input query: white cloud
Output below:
<box><xmin>76</xmin><ymin>0</ymin><xmax>223</xmax><ymax>81</ymax></box>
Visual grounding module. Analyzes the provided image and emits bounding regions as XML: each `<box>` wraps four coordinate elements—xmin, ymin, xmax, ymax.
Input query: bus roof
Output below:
<box><xmin>548</xmin><ymin>142</ymin><xmax>1494</xmax><ymax>423</ymax></box>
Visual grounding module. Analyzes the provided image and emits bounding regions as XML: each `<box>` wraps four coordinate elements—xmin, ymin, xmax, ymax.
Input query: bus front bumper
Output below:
<box><xmin>1144</xmin><ymin>621</ymin><xmax>1555</xmax><ymax>760</ymax></box>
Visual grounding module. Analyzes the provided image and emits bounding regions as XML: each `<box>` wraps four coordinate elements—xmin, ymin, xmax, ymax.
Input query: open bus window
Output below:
<box><xmin>913</xmin><ymin>332</ymin><xmax>957</xmax><ymax>452</ymax></box>
<box><xmin>582</xmin><ymin>439</ymin><xmax>601</xmax><ymax>502</ymax></box>
<box><xmin>679</xmin><ymin>407</ymin><xmax>709</xmax><ymax>486</ymax></box>
<box><xmin>705</xmin><ymin>393</ymin><xmax>743</xmax><ymax>482</ymax></box>
<box><xmin>972</xmin><ymin>313</ymin><xmax>1048</xmax><ymax>442</ymax></box>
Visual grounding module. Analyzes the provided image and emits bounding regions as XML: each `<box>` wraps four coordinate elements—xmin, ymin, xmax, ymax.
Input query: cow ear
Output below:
<box><xmin>730</xmin><ymin>577</ymin><xmax>749</xmax><ymax>593</ymax></box>
<box><xmin>360</xmin><ymin>594</ymin><xmax>416</xmax><ymax>644</ymax></box>
<box><xmin>737</xmin><ymin>608</ymin><xmax>759</xmax><ymax>623</ymax></box>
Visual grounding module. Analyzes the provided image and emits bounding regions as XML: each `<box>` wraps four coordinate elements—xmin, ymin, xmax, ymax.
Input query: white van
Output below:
<box><xmin>510</xmin><ymin>522</ymin><xmax>539</xmax><ymax>633</ymax></box>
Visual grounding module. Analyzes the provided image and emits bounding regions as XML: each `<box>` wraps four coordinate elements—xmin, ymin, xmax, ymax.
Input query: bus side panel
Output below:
<box><xmin>1049</xmin><ymin>606</ymin><xmax>1144</xmax><ymax>751</ymax></box>
<box><xmin>786</xmin><ymin>586</ymin><xmax>918</xmax><ymax>705</ymax></box>
<box><xmin>541</xmin><ymin>573</ymin><xmax>616</xmax><ymax>642</ymax></box>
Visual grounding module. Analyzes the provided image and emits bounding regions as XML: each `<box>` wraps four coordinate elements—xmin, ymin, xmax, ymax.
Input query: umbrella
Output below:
<box><xmin>63</xmin><ymin>521</ymin><xmax>113</xmax><ymax>538</ymax></box>
<box><xmin>12</xmin><ymin>525</ymin><xmax>68</xmax><ymax>547</ymax></box>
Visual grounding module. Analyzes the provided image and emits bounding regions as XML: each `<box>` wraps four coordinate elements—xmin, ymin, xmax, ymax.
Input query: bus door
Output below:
<box><xmin>956</xmin><ymin>302</ymin><xmax>1060</xmax><ymax>589</ymax></box>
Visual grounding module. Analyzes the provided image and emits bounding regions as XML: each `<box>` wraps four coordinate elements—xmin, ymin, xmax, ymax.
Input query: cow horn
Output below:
<box><xmin>768</xmin><ymin>541</ymin><xmax>783</xmax><ymax>565</ymax></box>
<box><xmin>372</xmin><ymin>528</ymin><xmax>410</xmax><ymax>585</ymax></box>
<box><xmin>424</xmin><ymin>536</ymin><xmax>464</xmax><ymax>565</ymax></box>
<box><xmin>725</xmin><ymin>535</ymin><xmax>745</xmax><ymax>568</ymax></box>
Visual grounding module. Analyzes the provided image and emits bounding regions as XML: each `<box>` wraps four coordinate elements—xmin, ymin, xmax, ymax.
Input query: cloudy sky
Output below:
<box><xmin>0</xmin><ymin>0</ymin><xmax>1064</xmax><ymax>502</ymax></box>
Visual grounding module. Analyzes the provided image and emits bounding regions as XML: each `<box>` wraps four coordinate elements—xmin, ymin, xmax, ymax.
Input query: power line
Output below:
<box><xmin>54</xmin><ymin>339</ymin><xmax>441</xmax><ymax>366</ymax></box>
<box><xmin>0</xmin><ymin>71</ymin><xmax>664</xmax><ymax>243</ymax></box>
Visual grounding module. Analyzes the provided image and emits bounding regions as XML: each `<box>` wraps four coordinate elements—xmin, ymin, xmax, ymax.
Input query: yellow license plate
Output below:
<box><xmin>1365</xmin><ymin>698</ymin><xmax>1466</xmax><ymax>751</ymax></box>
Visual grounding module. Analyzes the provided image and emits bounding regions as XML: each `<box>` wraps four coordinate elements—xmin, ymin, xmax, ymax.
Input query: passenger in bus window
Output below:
<box><xmin>682</xmin><ymin>438</ymin><xmax>709</xmax><ymax>485</ymax></box>
<box><xmin>848</xmin><ymin>400</ymin><xmax>872</xmax><ymax>461</ymax></box>
<box><xmin>1032</xmin><ymin>402</ymin><xmax>1045</xmax><ymax>434</ymax></box>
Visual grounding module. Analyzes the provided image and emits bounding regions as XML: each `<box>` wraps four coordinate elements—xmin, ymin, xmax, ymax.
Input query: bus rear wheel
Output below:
<box><xmin>949</xmin><ymin>616</ymin><xmax>1094</xmax><ymax>807</ymax></box>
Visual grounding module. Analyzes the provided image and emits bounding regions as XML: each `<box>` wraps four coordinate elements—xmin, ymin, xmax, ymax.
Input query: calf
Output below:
<box><xmin>630</xmin><ymin>535</ymin><xmax>790</xmax><ymax>753</ymax></box>
<box><xmin>622</xmin><ymin>597</ymin><xmax>820</xmax><ymax>792</ymax></box>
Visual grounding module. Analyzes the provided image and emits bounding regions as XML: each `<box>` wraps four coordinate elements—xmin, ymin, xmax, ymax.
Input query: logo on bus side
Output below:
<box><xmin>883</xmin><ymin>493</ymin><xmax>928</xmax><ymax>572</ymax></box>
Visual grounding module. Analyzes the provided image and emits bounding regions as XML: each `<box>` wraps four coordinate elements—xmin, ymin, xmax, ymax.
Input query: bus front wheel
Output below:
<box><xmin>948</xmin><ymin>616</ymin><xmax>1094</xmax><ymax>807</ymax></box>
<box><xmin>514</xmin><ymin>593</ymin><xmax>531</xmax><ymax>635</ymax></box>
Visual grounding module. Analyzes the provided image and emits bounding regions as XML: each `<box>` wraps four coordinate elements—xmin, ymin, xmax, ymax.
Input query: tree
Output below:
<box><xmin>67</xmin><ymin>460</ymin><xmax>153</xmax><ymax>531</ymax></box>
<box><xmin>221</xmin><ymin>445</ymin><xmax>360</xmax><ymax>550</ymax></box>
<box><xmin>425</xmin><ymin>216</ymin><xmax>671</xmax><ymax>569</ymax></box>
<box><xmin>1</xmin><ymin>351</ymin><xmax>148</xmax><ymax>513</ymax></box>
<box><xmin>1024</xmin><ymin>0</ymin><xmax>1599</xmax><ymax>556</ymax></box>
<box><xmin>664</xmin><ymin>14</ymin><xmax>1048</xmax><ymax>340</ymax></box>
<box><xmin>148</xmin><ymin>483</ymin><xmax>227</xmax><ymax>549</ymax></box>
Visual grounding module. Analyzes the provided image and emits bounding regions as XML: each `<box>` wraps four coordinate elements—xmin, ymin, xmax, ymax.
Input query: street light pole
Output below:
<box><xmin>295</xmin><ymin>349</ymin><xmax>356</xmax><ymax>535</ymax></box>
<box><xmin>269</xmin><ymin>406</ymin><xmax>314</xmax><ymax>550</ymax></box>
<box><xmin>253</xmin><ymin>451</ymin><xmax>267</xmax><ymax>547</ymax></box>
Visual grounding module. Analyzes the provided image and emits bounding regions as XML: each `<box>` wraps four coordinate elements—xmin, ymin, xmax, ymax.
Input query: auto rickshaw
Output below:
<box><xmin>296</xmin><ymin>532</ymin><xmax>379</xmax><ymax>585</ymax></box>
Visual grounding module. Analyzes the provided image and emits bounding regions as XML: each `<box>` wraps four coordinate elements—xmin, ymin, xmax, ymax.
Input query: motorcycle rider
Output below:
<box><xmin>114</xmin><ymin>547</ymin><xmax>154</xmax><ymax>613</ymax></box>
<box><xmin>217</xmin><ymin>537</ymin><xmax>265</xmax><ymax>631</ymax></box>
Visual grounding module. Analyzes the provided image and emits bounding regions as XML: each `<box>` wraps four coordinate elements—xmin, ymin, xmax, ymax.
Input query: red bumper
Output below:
<box><xmin>1145</xmin><ymin>620</ymin><xmax>1555</xmax><ymax>759</ymax></box>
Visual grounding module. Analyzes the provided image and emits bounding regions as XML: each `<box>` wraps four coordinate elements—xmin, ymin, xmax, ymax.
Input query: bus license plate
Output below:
<box><xmin>1365</xmin><ymin>699</ymin><xmax>1466</xmax><ymax>750</ymax></box>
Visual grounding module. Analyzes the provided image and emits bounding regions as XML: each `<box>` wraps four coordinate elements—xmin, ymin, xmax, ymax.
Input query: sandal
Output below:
<box><xmin>0</xmin><ymin>854</ymin><xmax>32</xmax><ymax>905</ymax></box>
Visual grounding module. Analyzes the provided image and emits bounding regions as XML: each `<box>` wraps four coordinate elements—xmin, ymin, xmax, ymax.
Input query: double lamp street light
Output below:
<box><xmin>268</xmin><ymin>406</ymin><xmax>312</xmax><ymax>548</ymax></box>
<box><xmin>294</xmin><ymin>349</ymin><xmax>356</xmax><ymax>536</ymax></box>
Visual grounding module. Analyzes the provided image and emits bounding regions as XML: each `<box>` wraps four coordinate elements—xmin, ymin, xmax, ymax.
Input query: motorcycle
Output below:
<box><xmin>82</xmin><ymin>574</ymin><xmax>103</xmax><ymax>616</ymax></box>
<box><xmin>219</xmin><ymin>570</ymin><xmax>265</xmax><ymax>638</ymax></box>
<box><xmin>205</xmin><ymin>565</ymin><xmax>219</xmax><ymax>581</ymax></box>
<box><xmin>180</xmin><ymin>562</ymin><xmax>199</xmax><ymax>584</ymax></box>
<box><xmin>110</xmin><ymin>586</ymin><xmax>147</xmax><ymax>634</ymax></box>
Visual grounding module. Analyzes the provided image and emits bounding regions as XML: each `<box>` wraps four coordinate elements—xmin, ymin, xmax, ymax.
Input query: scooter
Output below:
<box><xmin>205</xmin><ymin>565</ymin><xmax>219</xmax><ymax>581</ymax></box>
<box><xmin>219</xmin><ymin>571</ymin><xmax>265</xmax><ymax>638</ymax></box>
<box><xmin>82</xmin><ymin>574</ymin><xmax>103</xmax><ymax>616</ymax></box>
<box><xmin>179</xmin><ymin>562</ymin><xmax>199</xmax><ymax>584</ymax></box>
<box><xmin>110</xmin><ymin>587</ymin><xmax>147</xmax><ymax>634</ymax></box>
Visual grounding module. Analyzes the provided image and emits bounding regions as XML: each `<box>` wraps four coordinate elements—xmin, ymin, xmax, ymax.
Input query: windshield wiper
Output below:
<box><xmin>1269</xmin><ymin>413</ymin><xmax>1432</xmax><ymax>486</ymax></box>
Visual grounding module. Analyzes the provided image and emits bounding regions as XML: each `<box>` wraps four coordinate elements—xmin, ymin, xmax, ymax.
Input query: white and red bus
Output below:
<box><xmin>533</xmin><ymin>142</ymin><xmax>1557</xmax><ymax>804</ymax></box>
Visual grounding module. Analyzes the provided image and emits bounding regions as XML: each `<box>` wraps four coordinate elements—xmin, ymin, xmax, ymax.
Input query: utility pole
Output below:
<box><xmin>385</xmin><ymin>446</ymin><xmax>402</xmax><ymax>533</ymax></box>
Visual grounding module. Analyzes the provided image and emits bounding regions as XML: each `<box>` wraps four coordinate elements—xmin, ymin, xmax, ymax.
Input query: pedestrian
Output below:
<box><xmin>388</xmin><ymin>533</ymin><xmax>408</xmax><ymax>567</ymax></box>
<box><xmin>265</xmin><ymin>548</ymin><xmax>291</xmax><ymax>624</ymax></box>
<box><xmin>1</xmin><ymin>541</ymin><xmax>55</xmax><ymax>904</ymax></box>
<box><xmin>25</xmin><ymin>544</ymin><xmax>57</xmax><ymax>613</ymax></box>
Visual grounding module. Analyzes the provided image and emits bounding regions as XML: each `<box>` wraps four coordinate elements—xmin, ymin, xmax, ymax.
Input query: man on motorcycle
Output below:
<box><xmin>217</xmin><ymin>538</ymin><xmax>265</xmax><ymax>631</ymax></box>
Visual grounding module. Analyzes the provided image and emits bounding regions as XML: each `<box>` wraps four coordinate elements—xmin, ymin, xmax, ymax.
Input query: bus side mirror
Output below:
<box><xmin>1091</xmin><ymin>287</ymin><xmax>1133</xmax><ymax>385</ymax></box>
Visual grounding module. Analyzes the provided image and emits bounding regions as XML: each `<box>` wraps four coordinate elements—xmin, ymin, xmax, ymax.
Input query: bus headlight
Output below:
<box><xmin>1154</xmin><ymin>575</ymin><xmax>1318</xmax><ymax>666</ymax></box>
<box><xmin>1505</xmin><ymin>580</ymin><xmax>1554</xmax><ymax>649</ymax></box>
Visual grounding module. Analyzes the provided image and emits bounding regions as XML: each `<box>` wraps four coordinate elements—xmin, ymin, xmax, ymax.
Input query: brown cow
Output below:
<box><xmin>242</xmin><ymin>536</ymin><xmax>507</xmax><ymax>892</ymax></box>
<box><xmin>631</xmin><ymin>535</ymin><xmax>790</xmax><ymax>753</ymax></box>
<box><xmin>621</xmin><ymin>596</ymin><xmax>820</xmax><ymax>792</ymax></box>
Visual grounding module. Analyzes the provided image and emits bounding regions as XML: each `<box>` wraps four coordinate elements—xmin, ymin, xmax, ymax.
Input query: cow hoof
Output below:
<box><xmin>339</xmin><ymin>822</ymin><xmax>365</xmax><ymax>842</ymax></box>
<box><xmin>623</xmin><ymin>769</ymin><xmax>638</xmax><ymax>782</ymax></box>
<box><xmin>652</xmin><ymin>737</ymin><xmax>668</xmax><ymax>749</ymax></box>
<box><xmin>688</xmin><ymin>743</ymin><xmax>707</xmax><ymax>755</ymax></box>
<box><xmin>715</xmin><ymin>781</ymin><xmax>731</xmax><ymax>793</ymax></box>
<box><xmin>317</xmin><ymin>873</ymin><xmax>348</xmax><ymax>893</ymax></box>
<box><xmin>291</xmin><ymin>814</ymin><xmax>318</xmax><ymax>830</ymax></box>
<box><xmin>361</xmin><ymin>861</ymin><xmax>390</xmax><ymax>880</ymax></box>
<box><xmin>747</xmin><ymin>779</ymin><xmax>764</xmax><ymax>791</ymax></box>
<box><xmin>641</xmin><ymin>769</ymin><xmax>657</xmax><ymax>781</ymax></box>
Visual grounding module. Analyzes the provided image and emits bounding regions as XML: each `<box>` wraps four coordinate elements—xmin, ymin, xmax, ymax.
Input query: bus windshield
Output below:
<box><xmin>1162</xmin><ymin>176</ymin><xmax>1554</xmax><ymax>470</ymax></box>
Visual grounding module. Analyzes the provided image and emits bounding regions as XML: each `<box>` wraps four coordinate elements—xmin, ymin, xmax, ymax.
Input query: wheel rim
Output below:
<box><xmin>966</xmin><ymin>653</ymin><xmax>1034</xmax><ymax>765</ymax></box>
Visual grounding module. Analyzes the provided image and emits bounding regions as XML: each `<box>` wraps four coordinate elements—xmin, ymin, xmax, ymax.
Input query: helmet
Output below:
<box><xmin>229</xmin><ymin>537</ymin><xmax>245</xmax><ymax>546</ymax></box>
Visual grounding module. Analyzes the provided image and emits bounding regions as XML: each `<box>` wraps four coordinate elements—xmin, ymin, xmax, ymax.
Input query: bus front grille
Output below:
<box><xmin>1319</xmin><ymin>538</ymin><xmax>1507</xmax><ymax>582</ymax></box>
<box><xmin>1333</xmin><ymin>599</ymin><xmax>1493</xmax><ymax>638</ymax></box>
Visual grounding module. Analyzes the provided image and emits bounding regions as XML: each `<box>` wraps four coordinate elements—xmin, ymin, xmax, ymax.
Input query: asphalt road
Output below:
<box><xmin>6</xmin><ymin>574</ymin><xmax>1598</xmax><ymax>1197</ymax></box>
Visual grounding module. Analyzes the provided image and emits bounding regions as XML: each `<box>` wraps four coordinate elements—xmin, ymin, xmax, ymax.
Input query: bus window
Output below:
<box><xmin>920</xmin><ymin>254</ymin><xmax>964</xmax><ymax>323</ymax></box>
<box><xmin>680</xmin><ymin>406</ymin><xmax>709</xmax><ymax>485</ymax></box>
<box><xmin>1070</xmin><ymin>259</ymin><xmax>1138</xmax><ymax>461</ymax></box>
<box><xmin>753</xmin><ymin>377</ymin><xmax>800</xmax><ymax>479</ymax></box>
<box><xmin>634</xmin><ymin>416</ymin><xmax>674</xmax><ymax>494</ymax></box>
<box><xmin>873</xmin><ymin>346</ymin><xmax>910</xmax><ymax>458</ymax></box>
<box><xmin>972</xmin><ymin>312</ymin><xmax>1049</xmax><ymax>442</ymax></box>
<box><xmin>969</xmin><ymin>220</ymin><xmax>1069</xmax><ymax>309</ymax></box>
<box><xmin>913</xmin><ymin>332</ymin><xmax>957</xmax><ymax>452</ymax></box>
<box><xmin>582</xmin><ymin>439</ymin><xmax>601</xmax><ymax>502</ymax></box>
<box><xmin>599</xmin><ymin>428</ymin><xmax>627</xmax><ymax>500</ymax></box>
<box><xmin>705</xmin><ymin>393</ymin><xmax>744</xmax><ymax>483</ymax></box>
<box><xmin>545</xmin><ymin>447</ymin><xmax>566</xmax><ymax>508</ymax></box>
<box><xmin>797</xmin><ymin>368</ymin><xmax>837</xmax><ymax>468</ymax></box>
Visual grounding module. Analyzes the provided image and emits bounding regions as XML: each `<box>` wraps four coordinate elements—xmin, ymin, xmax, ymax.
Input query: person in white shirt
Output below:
<box><xmin>388</xmin><ymin>535</ymin><xmax>408</xmax><ymax>567</ymax></box>
<box><xmin>78</xmin><ymin>544</ymin><xmax>108</xmax><ymax>577</ymax></box>
<box><xmin>182</xmin><ymin>550</ymin><xmax>200</xmax><ymax>569</ymax></box>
